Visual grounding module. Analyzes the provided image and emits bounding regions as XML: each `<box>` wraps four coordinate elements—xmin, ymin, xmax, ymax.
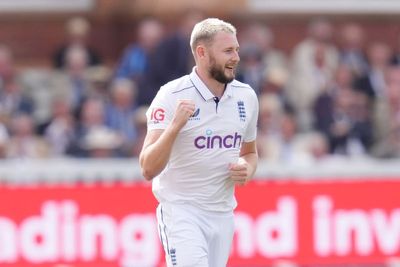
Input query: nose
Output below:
<box><xmin>233</xmin><ymin>50</ymin><xmax>240</xmax><ymax>63</ymax></box>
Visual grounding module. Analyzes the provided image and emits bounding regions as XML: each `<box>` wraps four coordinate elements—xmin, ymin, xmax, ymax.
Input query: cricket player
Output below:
<box><xmin>139</xmin><ymin>18</ymin><xmax>259</xmax><ymax>267</ymax></box>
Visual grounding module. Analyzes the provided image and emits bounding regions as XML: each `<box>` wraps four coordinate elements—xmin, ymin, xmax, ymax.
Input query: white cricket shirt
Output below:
<box><xmin>146</xmin><ymin>67</ymin><xmax>259</xmax><ymax>212</ymax></box>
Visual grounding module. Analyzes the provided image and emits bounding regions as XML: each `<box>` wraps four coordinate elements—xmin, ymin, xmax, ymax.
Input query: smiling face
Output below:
<box><xmin>205</xmin><ymin>31</ymin><xmax>240</xmax><ymax>84</ymax></box>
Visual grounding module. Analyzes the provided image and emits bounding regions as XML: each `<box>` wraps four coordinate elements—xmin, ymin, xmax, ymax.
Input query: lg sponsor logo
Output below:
<box><xmin>150</xmin><ymin>108</ymin><xmax>165</xmax><ymax>122</ymax></box>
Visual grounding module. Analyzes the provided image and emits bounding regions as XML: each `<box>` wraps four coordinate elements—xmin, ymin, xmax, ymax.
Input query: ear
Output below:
<box><xmin>196</xmin><ymin>45</ymin><xmax>206</xmax><ymax>59</ymax></box>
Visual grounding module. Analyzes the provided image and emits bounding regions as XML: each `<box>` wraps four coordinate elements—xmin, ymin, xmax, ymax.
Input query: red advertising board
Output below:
<box><xmin>0</xmin><ymin>179</ymin><xmax>399</xmax><ymax>266</ymax></box>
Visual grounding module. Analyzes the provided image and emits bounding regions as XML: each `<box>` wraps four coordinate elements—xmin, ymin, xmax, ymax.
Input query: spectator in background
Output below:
<box><xmin>257</xmin><ymin>94</ymin><xmax>327</xmax><ymax>165</ymax></box>
<box><xmin>258</xmin><ymin>94</ymin><xmax>284</xmax><ymax>137</ymax></box>
<box><xmin>53</xmin><ymin>16</ymin><xmax>101</xmax><ymax>69</ymax></box>
<box><xmin>81</xmin><ymin>126</ymin><xmax>122</xmax><ymax>158</ymax></box>
<box><xmin>236</xmin><ymin>43</ymin><xmax>264</xmax><ymax>94</ymax></box>
<box><xmin>286</xmin><ymin>17</ymin><xmax>339</xmax><ymax>131</ymax></box>
<box><xmin>354</xmin><ymin>41</ymin><xmax>392</xmax><ymax>100</ymax></box>
<box><xmin>115</xmin><ymin>17</ymin><xmax>164</xmax><ymax>83</ymax></box>
<box><xmin>314</xmin><ymin>64</ymin><xmax>353</xmax><ymax>136</ymax></box>
<box><xmin>371</xmin><ymin>66</ymin><xmax>400</xmax><ymax>157</ymax></box>
<box><xmin>67</xmin><ymin>97</ymin><xmax>117</xmax><ymax>157</ymax></box>
<box><xmin>338</xmin><ymin>22</ymin><xmax>369</xmax><ymax>78</ymax></box>
<box><xmin>390</xmin><ymin>33</ymin><xmax>400</xmax><ymax>66</ymax></box>
<box><xmin>268</xmin><ymin>111</ymin><xmax>304</xmax><ymax>164</ymax></box>
<box><xmin>6</xmin><ymin>113</ymin><xmax>49</xmax><ymax>159</ymax></box>
<box><xmin>0</xmin><ymin>45</ymin><xmax>34</xmax><ymax>127</ymax></box>
<box><xmin>237</xmin><ymin>22</ymin><xmax>287</xmax><ymax>94</ymax></box>
<box><xmin>261</xmin><ymin>66</ymin><xmax>292</xmax><ymax>111</ymax></box>
<box><xmin>105</xmin><ymin>78</ymin><xmax>138</xmax><ymax>157</ymax></box>
<box><xmin>314</xmin><ymin>64</ymin><xmax>373</xmax><ymax>156</ymax></box>
<box><xmin>353</xmin><ymin>42</ymin><xmax>392</xmax><ymax>156</ymax></box>
<box><xmin>244</xmin><ymin>23</ymin><xmax>287</xmax><ymax>71</ymax></box>
<box><xmin>257</xmin><ymin>94</ymin><xmax>285</xmax><ymax>159</ymax></box>
<box><xmin>139</xmin><ymin>9</ymin><xmax>205</xmax><ymax>105</ymax></box>
<box><xmin>49</xmin><ymin>46</ymin><xmax>94</xmax><ymax>117</ymax></box>
<box><xmin>85</xmin><ymin>65</ymin><xmax>113</xmax><ymax>102</ymax></box>
<box><xmin>44</xmin><ymin>97</ymin><xmax>75</xmax><ymax>157</ymax></box>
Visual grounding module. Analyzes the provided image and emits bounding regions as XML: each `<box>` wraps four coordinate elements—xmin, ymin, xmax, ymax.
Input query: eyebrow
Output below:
<box><xmin>223</xmin><ymin>45</ymin><xmax>240</xmax><ymax>51</ymax></box>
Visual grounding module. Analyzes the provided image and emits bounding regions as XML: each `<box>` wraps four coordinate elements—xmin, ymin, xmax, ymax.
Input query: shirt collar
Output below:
<box><xmin>189</xmin><ymin>67</ymin><xmax>234</xmax><ymax>101</ymax></box>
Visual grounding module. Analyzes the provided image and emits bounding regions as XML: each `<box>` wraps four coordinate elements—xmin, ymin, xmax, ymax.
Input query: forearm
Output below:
<box><xmin>140</xmin><ymin>125</ymin><xmax>180</xmax><ymax>180</ymax></box>
<box><xmin>140</xmin><ymin>99</ymin><xmax>196</xmax><ymax>180</ymax></box>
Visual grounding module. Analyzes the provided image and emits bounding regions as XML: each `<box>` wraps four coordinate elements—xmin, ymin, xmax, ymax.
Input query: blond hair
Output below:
<box><xmin>190</xmin><ymin>18</ymin><xmax>236</xmax><ymax>55</ymax></box>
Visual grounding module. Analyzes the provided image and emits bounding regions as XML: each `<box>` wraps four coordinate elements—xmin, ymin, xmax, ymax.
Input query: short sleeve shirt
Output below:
<box><xmin>146</xmin><ymin>68</ymin><xmax>259</xmax><ymax>212</ymax></box>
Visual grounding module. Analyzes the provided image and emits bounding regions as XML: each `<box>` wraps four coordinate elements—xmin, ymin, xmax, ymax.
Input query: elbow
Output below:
<box><xmin>140</xmin><ymin>158</ymin><xmax>156</xmax><ymax>181</ymax></box>
<box><xmin>139</xmin><ymin>153</ymin><xmax>162</xmax><ymax>180</ymax></box>
<box><xmin>139</xmin><ymin>153</ymin><xmax>150</xmax><ymax>180</ymax></box>
<box><xmin>141</xmin><ymin>168</ymin><xmax>155</xmax><ymax>181</ymax></box>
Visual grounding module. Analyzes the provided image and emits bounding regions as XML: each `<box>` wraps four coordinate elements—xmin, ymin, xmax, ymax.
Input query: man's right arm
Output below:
<box><xmin>139</xmin><ymin>100</ymin><xmax>195</xmax><ymax>180</ymax></box>
<box><xmin>139</xmin><ymin>126</ymin><xmax>179</xmax><ymax>180</ymax></box>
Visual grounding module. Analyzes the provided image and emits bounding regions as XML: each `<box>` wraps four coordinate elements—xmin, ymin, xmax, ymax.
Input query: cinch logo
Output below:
<box><xmin>150</xmin><ymin>108</ymin><xmax>165</xmax><ymax>122</ymax></box>
<box><xmin>194</xmin><ymin>129</ymin><xmax>242</xmax><ymax>149</ymax></box>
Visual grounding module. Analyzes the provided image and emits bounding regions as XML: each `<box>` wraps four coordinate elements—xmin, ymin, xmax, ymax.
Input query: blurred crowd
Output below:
<box><xmin>1</xmin><ymin>13</ymin><xmax>400</xmax><ymax>161</ymax></box>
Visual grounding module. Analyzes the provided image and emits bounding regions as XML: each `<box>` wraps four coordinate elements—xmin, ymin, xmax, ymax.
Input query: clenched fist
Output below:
<box><xmin>171</xmin><ymin>99</ymin><xmax>196</xmax><ymax>130</ymax></box>
<box><xmin>228</xmin><ymin>162</ymin><xmax>250</xmax><ymax>186</ymax></box>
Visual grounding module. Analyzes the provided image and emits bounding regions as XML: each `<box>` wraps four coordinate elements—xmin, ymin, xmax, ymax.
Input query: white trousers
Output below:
<box><xmin>156</xmin><ymin>203</ymin><xmax>235</xmax><ymax>267</ymax></box>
